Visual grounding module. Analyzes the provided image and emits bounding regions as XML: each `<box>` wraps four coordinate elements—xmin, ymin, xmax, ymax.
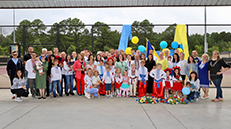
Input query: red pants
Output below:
<box><xmin>76</xmin><ymin>74</ymin><xmax>85</xmax><ymax>94</ymax></box>
<box><xmin>138</xmin><ymin>81</ymin><xmax>147</xmax><ymax>97</ymax></box>
<box><xmin>99</xmin><ymin>83</ymin><xmax>106</xmax><ymax>95</ymax></box>
<box><xmin>152</xmin><ymin>81</ymin><xmax>163</xmax><ymax>98</ymax></box>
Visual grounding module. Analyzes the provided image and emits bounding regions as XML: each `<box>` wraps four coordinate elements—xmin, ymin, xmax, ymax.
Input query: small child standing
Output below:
<box><xmin>92</xmin><ymin>70</ymin><xmax>101</xmax><ymax>98</ymax></box>
<box><xmin>35</xmin><ymin>57</ymin><xmax>43</xmax><ymax>76</ymax></box>
<box><xmin>163</xmin><ymin>68</ymin><xmax>173</xmax><ymax>99</ymax></box>
<box><xmin>97</xmin><ymin>60</ymin><xmax>106</xmax><ymax>95</ymax></box>
<box><xmin>114</xmin><ymin>68</ymin><xmax>123</xmax><ymax>97</ymax></box>
<box><xmin>186</xmin><ymin>71</ymin><xmax>200</xmax><ymax>101</ymax></box>
<box><xmin>120</xmin><ymin>70</ymin><xmax>130</xmax><ymax>97</ymax></box>
<box><xmin>167</xmin><ymin>56</ymin><xmax>173</xmax><ymax>68</ymax></box>
<box><xmin>150</xmin><ymin>63</ymin><xmax>166</xmax><ymax>98</ymax></box>
<box><xmin>50</xmin><ymin>59</ymin><xmax>62</xmax><ymax>98</ymax></box>
<box><xmin>102</xmin><ymin>67</ymin><xmax>114</xmax><ymax>98</ymax></box>
<box><xmin>138</xmin><ymin>60</ymin><xmax>148</xmax><ymax>97</ymax></box>
<box><xmin>128</xmin><ymin>63</ymin><xmax>138</xmax><ymax>98</ymax></box>
<box><xmin>172</xmin><ymin>66</ymin><xmax>182</xmax><ymax>98</ymax></box>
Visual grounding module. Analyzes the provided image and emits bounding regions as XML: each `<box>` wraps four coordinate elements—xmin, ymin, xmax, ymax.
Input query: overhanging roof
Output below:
<box><xmin>0</xmin><ymin>0</ymin><xmax>231</xmax><ymax>9</ymax></box>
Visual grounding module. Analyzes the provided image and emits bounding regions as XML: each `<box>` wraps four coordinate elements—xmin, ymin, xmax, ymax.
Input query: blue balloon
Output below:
<box><xmin>171</xmin><ymin>41</ymin><xmax>179</xmax><ymax>49</ymax></box>
<box><xmin>182</xmin><ymin>87</ymin><xmax>190</xmax><ymax>95</ymax></box>
<box><xmin>180</xmin><ymin>43</ymin><xmax>183</xmax><ymax>49</ymax></box>
<box><xmin>160</xmin><ymin>41</ymin><xmax>168</xmax><ymax>49</ymax></box>
<box><xmin>138</xmin><ymin>45</ymin><xmax>146</xmax><ymax>52</ymax></box>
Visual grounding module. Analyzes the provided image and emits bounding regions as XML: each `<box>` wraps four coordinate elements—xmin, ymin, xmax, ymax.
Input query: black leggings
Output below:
<box><xmin>11</xmin><ymin>88</ymin><xmax>29</xmax><ymax>97</ymax></box>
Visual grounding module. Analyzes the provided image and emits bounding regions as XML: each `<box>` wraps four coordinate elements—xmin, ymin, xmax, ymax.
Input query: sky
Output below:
<box><xmin>0</xmin><ymin>6</ymin><xmax>231</xmax><ymax>35</ymax></box>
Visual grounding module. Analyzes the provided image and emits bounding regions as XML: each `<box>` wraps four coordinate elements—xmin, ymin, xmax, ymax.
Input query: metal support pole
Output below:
<box><xmin>22</xmin><ymin>25</ymin><xmax>25</xmax><ymax>57</ymax></box>
<box><xmin>13</xmin><ymin>9</ymin><xmax>15</xmax><ymax>43</ymax></box>
<box><xmin>186</xmin><ymin>24</ymin><xmax>189</xmax><ymax>39</ymax></box>
<box><xmin>56</xmin><ymin>24</ymin><xmax>60</xmax><ymax>49</ymax></box>
<box><xmin>91</xmin><ymin>25</ymin><xmax>94</xmax><ymax>54</ymax></box>
<box><xmin>204</xmin><ymin>6</ymin><xmax>208</xmax><ymax>53</ymax></box>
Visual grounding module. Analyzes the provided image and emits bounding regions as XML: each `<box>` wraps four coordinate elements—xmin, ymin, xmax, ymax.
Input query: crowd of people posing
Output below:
<box><xmin>7</xmin><ymin>47</ymin><xmax>230</xmax><ymax>102</ymax></box>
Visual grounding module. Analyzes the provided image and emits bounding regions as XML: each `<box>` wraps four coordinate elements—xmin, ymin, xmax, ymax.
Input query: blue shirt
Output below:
<box><xmin>12</xmin><ymin>58</ymin><xmax>18</xmax><ymax>65</ymax></box>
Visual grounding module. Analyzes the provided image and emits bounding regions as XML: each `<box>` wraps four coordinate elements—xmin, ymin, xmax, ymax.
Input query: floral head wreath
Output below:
<box><xmin>164</xmin><ymin>68</ymin><xmax>172</xmax><ymax>73</ymax></box>
<box><xmin>106</xmin><ymin>56</ymin><xmax>114</xmax><ymax>65</ymax></box>
<box><xmin>173</xmin><ymin>66</ymin><xmax>181</xmax><ymax>72</ymax></box>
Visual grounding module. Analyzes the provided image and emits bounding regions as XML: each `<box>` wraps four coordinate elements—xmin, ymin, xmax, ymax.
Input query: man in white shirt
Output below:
<box><xmin>25</xmin><ymin>51</ymin><xmax>37</xmax><ymax>98</ymax></box>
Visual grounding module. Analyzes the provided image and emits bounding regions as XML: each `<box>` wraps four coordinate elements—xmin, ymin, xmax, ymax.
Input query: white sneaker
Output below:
<box><xmin>110</xmin><ymin>94</ymin><xmax>113</xmax><ymax>98</ymax></box>
<box><xmin>196</xmin><ymin>98</ymin><xmax>199</xmax><ymax>101</ymax></box>
<box><xmin>15</xmin><ymin>97</ymin><xmax>23</xmax><ymax>102</ymax></box>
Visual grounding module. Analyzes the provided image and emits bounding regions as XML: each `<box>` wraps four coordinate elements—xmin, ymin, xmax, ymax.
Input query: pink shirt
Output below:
<box><xmin>122</xmin><ymin>76</ymin><xmax>129</xmax><ymax>84</ymax></box>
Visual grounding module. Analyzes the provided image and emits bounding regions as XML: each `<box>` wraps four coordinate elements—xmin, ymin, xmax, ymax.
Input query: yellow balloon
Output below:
<box><xmin>125</xmin><ymin>47</ymin><xmax>132</xmax><ymax>55</ymax></box>
<box><xmin>177</xmin><ymin>48</ymin><xmax>183</xmax><ymax>53</ymax></box>
<box><xmin>152</xmin><ymin>45</ymin><xmax>155</xmax><ymax>50</ymax></box>
<box><xmin>162</xmin><ymin>48</ymin><xmax>170</xmax><ymax>56</ymax></box>
<box><xmin>131</xmin><ymin>36</ymin><xmax>139</xmax><ymax>44</ymax></box>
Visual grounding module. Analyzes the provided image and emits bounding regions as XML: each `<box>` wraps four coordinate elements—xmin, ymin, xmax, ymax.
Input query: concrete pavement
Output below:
<box><xmin>1</xmin><ymin>88</ymin><xmax>231</xmax><ymax>129</ymax></box>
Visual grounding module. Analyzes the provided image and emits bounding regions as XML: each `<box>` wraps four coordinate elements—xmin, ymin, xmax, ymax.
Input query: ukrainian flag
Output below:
<box><xmin>146</xmin><ymin>39</ymin><xmax>159</xmax><ymax>59</ymax></box>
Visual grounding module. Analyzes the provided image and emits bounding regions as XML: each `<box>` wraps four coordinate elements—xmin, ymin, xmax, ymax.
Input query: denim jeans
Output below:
<box><xmin>25</xmin><ymin>71</ymin><xmax>29</xmax><ymax>92</ymax></box>
<box><xmin>194</xmin><ymin>91</ymin><xmax>200</xmax><ymax>99</ymax></box>
<box><xmin>212</xmin><ymin>78</ymin><xmax>223</xmax><ymax>99</ymax></box>
<box><xmin>48</xmin><ymin>76</ymin><xmax>52</xmax><ymax>93</ymax></box>
<box><xmin>65</xmin><ymin>75</ymin><xmax>73</xmax><ymax>93</ymax></box>
<box><xmin>52</xmin><ymin>80</ymin><xmax>62</xmax><ymax>97</ymax></box>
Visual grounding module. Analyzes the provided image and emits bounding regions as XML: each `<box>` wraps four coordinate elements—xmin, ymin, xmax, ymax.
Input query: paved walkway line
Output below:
<box><xmin>140</xmin><ymin>104</ymin><xmax>157</xmax><ymax>129</ymax></box>
<box><xmin>160</xmin><ymin>104</ymin><xmax>188</xmax><ymax>129</ymax></box>
<box><xmin>2</xmin><ymin>104</ymin><xmax>41</xmax><ymax>129</ymax></box>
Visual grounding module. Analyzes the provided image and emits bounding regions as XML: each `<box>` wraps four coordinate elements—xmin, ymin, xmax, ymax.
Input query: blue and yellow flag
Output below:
<box><xmin>146</xmin><ymin>39</ymin><xmax>159</xmax><ymax>59</ymax></box>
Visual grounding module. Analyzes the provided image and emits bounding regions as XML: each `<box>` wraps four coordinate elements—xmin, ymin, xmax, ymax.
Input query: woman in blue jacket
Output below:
<box><xmin>186</xmin><ymin>55</ymin><xmax>198</xmax><ymax>80</ymax></box>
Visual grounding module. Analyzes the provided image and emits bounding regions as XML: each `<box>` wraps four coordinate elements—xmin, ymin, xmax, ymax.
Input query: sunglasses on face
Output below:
<box><xmin>13</xmin><ymin>54</ymin><xmax>17</xmax><ymax>56</ymax></box>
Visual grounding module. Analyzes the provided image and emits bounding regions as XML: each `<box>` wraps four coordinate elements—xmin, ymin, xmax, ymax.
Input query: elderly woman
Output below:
<box><xmin>34</xmin><ymin>54</ymin><xmax>48</xmax><ymax>99</ymax></box>
<box><xmin>209</xmin><ymin>51</ymin><xmax>230</xmax><ymax>102</ymax></box>
<box><xmin>198</xmin><ymin>53</ymin><xmax>210</xmax><ymax>99</ymax></box>
<box><xmin>156</xmin><ymin>52</ymin><xmax>168</xmax><ymax>70</ymax></box>
<box><xmin>186</xmin><ymin>55</ymin><xmax>198</xmax><ymax>80</ymax></box>
<box><xmin>115</xmin><ymin>54</ymin><xmax>128</xmax><ymax>74</ymax></box>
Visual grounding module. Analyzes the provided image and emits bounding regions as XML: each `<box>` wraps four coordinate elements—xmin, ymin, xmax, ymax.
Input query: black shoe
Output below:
<box><xmin>69</xmin><ymin>92</ymin><xmax>75</xmax><ymax>95</ymax></box>
<box><xmin>130</xmin><ymin>96</ymin><xmax>133</xmax><ymax>98</ymax></box>
<box><xmin>38</xmin><ymin>97</ymin><xmax>42</xmax><ymax>99</ymax></box>
<box><xmin>65</xmin><ymin>92</ymin><xmax>69</xmax><ymax>96</ymax></box>
<box><xmin>43</xmin><ymin>97</ymin><xmax>46</xmax><ymax>99</ymax></box>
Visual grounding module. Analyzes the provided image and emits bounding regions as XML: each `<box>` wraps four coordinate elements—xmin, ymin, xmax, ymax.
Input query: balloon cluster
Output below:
<box><xmin>160</xmin><ymin>41</ymin><xmax>183</xmax><ymax>53</ymax></box>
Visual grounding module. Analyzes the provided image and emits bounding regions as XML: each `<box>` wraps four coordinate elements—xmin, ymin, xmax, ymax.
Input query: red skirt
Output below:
<box><xmin>164</xmin><ymin>81</ymin><xmax>171</xmax><ymax>90</ymax></box>
<box><xmin>172</xmin><ymin>82</ymin><xmax>182</xmax><ymax>91</ymax></box>
<box><xmin>115</xmin><ymin>82</ymin><xmax>122</xmax><ymax>89</ymax></box>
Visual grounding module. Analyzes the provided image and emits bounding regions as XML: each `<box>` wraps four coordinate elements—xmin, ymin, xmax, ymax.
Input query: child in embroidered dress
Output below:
<box><xmin>120</xmin><ymin>70</ymin><xmax>130</xmax><ymax>97</ymax></box>
<box><xmin>114</xmin><ymin>68</ymin><xmax>123</xmax><ymax>97</ymax></box>
<box><xmin>128</xmin><ymin>63</ymin><xmax>138</xmax><ymax>98</ymax></box>
<box><xmin>150</xmin><ymin>63</ymin><xmax>166</xmax><ymax>98</ymax></box>
<box><xmin>172</xmin><ymin>66</ymin><xmax>182</xmax><ymax>98</ymax></box>
<box><xmin>163</xmin><ymin>68</ymin><xmax>173</xmax><ymax>99</ymax></box>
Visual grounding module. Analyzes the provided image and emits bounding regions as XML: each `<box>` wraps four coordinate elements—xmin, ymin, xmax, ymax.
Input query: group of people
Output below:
<box><xmin>7</xmin><ymin>47</ymin><xmax>230</xmax><ymax>102</ymax></box>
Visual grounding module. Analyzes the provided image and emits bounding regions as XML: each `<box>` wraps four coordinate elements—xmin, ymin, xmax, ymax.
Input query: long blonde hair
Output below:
<box><xmin>213</xmin><ymin>51</ymin><xmax>220</xmax><ymax>61</ymax></box>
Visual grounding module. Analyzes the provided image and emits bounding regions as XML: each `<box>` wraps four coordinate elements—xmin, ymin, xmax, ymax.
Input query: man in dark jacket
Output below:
<box><xmin>6</xmin><ymin>51</ymin><xmax>24</xmax><ymax>85</ymax></box>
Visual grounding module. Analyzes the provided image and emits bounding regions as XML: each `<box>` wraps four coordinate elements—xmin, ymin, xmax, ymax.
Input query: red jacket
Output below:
<box><xmin>73</xmin><ymin>60</ymin><xmax>85</xmax><ymax>79</ymax></box>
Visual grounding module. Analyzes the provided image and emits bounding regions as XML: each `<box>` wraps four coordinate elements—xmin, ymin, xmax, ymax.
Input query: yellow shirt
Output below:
<box><xmin>156</xmin><ymin>58</ymin><xmax>168</xmax><ymax>70</ymax></box>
